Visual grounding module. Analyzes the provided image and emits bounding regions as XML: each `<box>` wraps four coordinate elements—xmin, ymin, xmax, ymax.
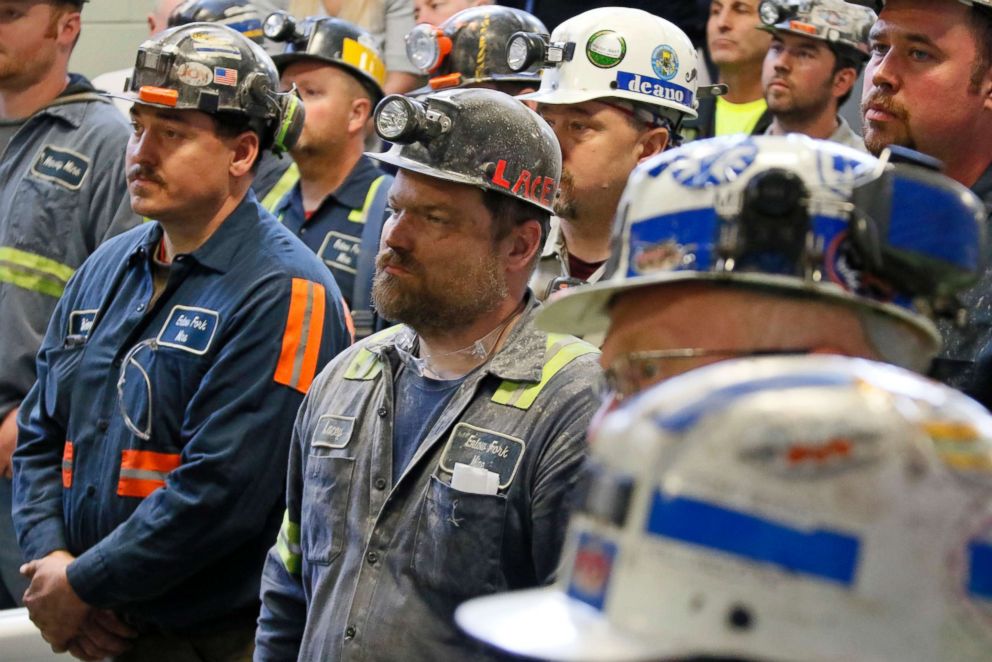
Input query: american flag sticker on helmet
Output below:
<box><xmin>214</xmin><ymin>67</ymin><xmax>238</xmax><ymax>86</ymax></box>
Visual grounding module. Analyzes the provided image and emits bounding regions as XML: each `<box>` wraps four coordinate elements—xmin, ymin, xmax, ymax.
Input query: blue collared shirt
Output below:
<box><xmin>13</xmin><ymin>192</ymin><xmax>351</xmax><ymax>632</ymax></box>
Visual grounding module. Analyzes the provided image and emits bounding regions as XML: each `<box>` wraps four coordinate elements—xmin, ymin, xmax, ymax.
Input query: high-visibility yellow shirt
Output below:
<box><xmin>715</xmin><ymin>96</ymin><xmax>768</xmax><ymax>136</ymax></box>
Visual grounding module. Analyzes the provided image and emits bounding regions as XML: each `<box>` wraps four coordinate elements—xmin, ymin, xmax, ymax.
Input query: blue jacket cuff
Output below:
<box><xmin>67</xmin><ymin>545</ymin><xmax>110</xmax><ymax>607</ymax></box>
<box><xmin>22</xmin><ymin>518</ymin><xmax>67</xmax><ymax>562</ymax></box>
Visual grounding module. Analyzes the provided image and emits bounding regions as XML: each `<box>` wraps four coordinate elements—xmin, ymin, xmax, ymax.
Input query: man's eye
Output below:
<box><xmin>909</xmin><ymin>48</ymin><xmax>932</xmax><ymax>62</ymax></box>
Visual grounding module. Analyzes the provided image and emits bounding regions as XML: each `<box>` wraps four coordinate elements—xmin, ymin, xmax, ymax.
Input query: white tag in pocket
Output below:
<box><xmin>450</xmin><ymin>462</ymin><xmax>500</xmax><ymax>496</ymax></box>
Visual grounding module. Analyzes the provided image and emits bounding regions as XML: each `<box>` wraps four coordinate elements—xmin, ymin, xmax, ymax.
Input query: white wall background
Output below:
<box><xmin>70</xmin><ymin>2</ymin><xmax>153</xmax><ymax>80</ymax></box>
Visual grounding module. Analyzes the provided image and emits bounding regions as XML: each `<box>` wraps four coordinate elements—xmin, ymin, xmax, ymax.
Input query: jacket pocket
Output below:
<box><xmin>301</xmin><ymin>454</ymin><xmax>355</xmax><ymax>565</ymax></box>
<box><xmin>411</xmin><ymin>474</ymin><xmax>508</xmax><ymax>597</ymax></box>
<box><xmin>42</xmin><ymin>344</ymin><xmax>85</xmax><ymax>423</ymax></box>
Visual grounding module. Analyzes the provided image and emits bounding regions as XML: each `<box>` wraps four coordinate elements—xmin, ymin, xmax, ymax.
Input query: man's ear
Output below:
<box><xmin>504</xmin><ymin>218</ymin><xmax>543</xmax><ymax>274</ymax></box>
<box><xmin>350</xmin><ymin>96</ymin><xmax>374</xmax><ymax>134</ymax></box>
<box><xmin>56</xmin><ymin>10</ymin><xmax>82</xmax><ymax>52</ymax></box>
<box><xmin>230</xmin><ymin>131</ymin><xmax>260</xmax><ymax>178</ymax></box>
<box><xmin>982</xmin><ymin>66</ymin><xmax>992</xmax><ymax>113</ymax></box>
<box><xmin>636</xmin><ymin>125</ymin><xmax>670</xmax><ymax>163</ymax></box>
<box><xmin>833</xmin><ymin>66</ymin><xmax>857</xmax><ymax>102</ymax></box>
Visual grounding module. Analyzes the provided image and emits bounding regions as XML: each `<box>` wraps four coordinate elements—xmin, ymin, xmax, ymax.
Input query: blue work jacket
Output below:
<box><xmin>12</xmin><ymin>193</ymin><xmax>351</xmax><ymax>632</ymax></box>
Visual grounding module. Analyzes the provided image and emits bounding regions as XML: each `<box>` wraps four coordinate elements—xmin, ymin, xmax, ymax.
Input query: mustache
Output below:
<box><xmin>861</xmin><ymin>92</ymin><xmax>907</xmax><ymax>121</ymax></box>
<box><xmin>127</xmin><ymin>165</ymin><xmax>164</xmax><ymax>185</ymax></box>
<box><xmin>375</xmin><ymin>248</ymin><xmax>420</xmax><ymax>274</ymax></box>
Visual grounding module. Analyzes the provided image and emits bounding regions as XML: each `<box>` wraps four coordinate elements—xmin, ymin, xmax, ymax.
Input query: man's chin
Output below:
<box><xmin>862</xmin><ymin>126</ymin><xmax>909</xmax><ymax>157</ymax></box>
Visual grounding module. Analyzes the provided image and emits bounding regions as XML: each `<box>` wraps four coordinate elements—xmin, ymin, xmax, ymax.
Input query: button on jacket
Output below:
<box><xmin>256</xmin><ymin>302</ymin><xmax>601</xmax><ymax>661</ymax></box>
<box><xmin>0</xmin><ymin>74</ymin><xmax>139</xmax><ymax>417</ymax></box>
<box><xmin>12</xmin><ymin>193</ymin><xmax>351</xmax><ymax>632</ymax></box>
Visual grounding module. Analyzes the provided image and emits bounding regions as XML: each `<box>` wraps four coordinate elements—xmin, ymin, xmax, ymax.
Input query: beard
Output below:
<box><xmin>371</xmin><ymin>245</ymin><xmax>509</xmax><ymax>333</ymax></box>
<box><xmin>0</xmin><ymin>46</ymin><xmax>55</xmax><ymax>90</ymax></box>
<box><xmin>552</xmin><ymin>170</ymin><xmax>578</xmax><ymax>220</ymax></box>
<box><xmin>860</xmin><ymin>91</ymin><xmax>914</xmax><ymax>156</ymax></box>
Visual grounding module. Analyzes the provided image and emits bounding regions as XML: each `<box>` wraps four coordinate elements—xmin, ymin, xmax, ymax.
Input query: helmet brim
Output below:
<box><xmin>535</xmin><ymin>269</ymin><xmax>940</xmax><ymax>352</ymax></box>
<box><xmin>272</xmin><ymin>53</ymin><xmax>384</xmax><ymax>100</ymax></box>
<box><xmin>456</xmin><ymin>588</ymin><xmax>662</xmax><ymax>662</ymax></box>
<box><xmin>517</xmin><ymin>87</ymin><xmax>698</xmax><ymax>119</ymax></box>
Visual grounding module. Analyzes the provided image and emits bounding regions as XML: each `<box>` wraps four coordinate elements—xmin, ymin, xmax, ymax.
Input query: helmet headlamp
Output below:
<box><xmin>506</xmin><ymin>31</ymin><xmax>573</xmax><ymax>73</ymax></box>
<box><xmin>263</xmin><ymin>11</ymin><xmax>301</xmax><ymax>41</ymax></box>
<box><xmin>374</xmin><ymin>95</ymin><xmax>451</xmax><ymax>144</ymax></box>
<box><xmin>405</xmin><ymin>24</ymin><xmax>452</xmax><ymax>74</ymax></box>
<box><xmin>758</xmin><ymin>0</ymin><xmax>789</xmax><ymax>25</ymax></box>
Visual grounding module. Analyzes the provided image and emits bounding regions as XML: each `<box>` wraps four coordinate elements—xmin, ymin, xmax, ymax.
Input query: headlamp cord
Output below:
<box><xmin>418</xmin><ymin>298</ymin><xmax>527</xmax><ymax>375</ymax></box>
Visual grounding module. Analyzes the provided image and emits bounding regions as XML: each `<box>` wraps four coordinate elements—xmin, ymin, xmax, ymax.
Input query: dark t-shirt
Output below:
<box><xmin>392</xmin><ymin>365</ymin><xmax>466</xmax><ymax>481</ymax></box>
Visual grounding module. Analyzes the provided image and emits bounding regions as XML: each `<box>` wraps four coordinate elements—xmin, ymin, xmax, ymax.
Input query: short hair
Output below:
<box><xmin>969</xmin><ymin>6</ymin><xmax>992</xmax><ymax>91</ymax></box>
<box><xmin>827</xmin><ymin>44</ymin><xmax>864</xmax><ymax>107</ymax></box>
<box><xmin>482</xmin><ymin>188</ymin><xmax>550</xmax><ymax>270</ymax></box>
<box><xmin>213</xmin><ymin>112</ymin><xmax>265</xmax><ymax>172</ymax></box>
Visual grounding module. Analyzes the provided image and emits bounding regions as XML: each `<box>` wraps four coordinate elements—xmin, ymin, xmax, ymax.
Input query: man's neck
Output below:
<box><xmin>558</xmin><ymin>210</ymin><xmax>614</xmax><ymax>264</ymax></box>
<box><xmin>416</xmin><ymin>296</ymin><xmax>526</xmax><ymax>380</ymax></box>
<box><xmin>944</xmin><ymin>148</ymin><xmax>992</xmax><ymax>191</ymax></box>
<box><xmin>768</xmin><ymin>110</ymin><xmax>839</xmax><ymax>141</ymax></box>
<box><xmin>719</xmin><ymin>66</ymin><xmax>764</xmax><ymax>104</ymax></box>
<box><xmin>158</xmin><ymin>190</ymin><xmax>246</xmax><ymax>260</ymax></box>
<box><xmin>294</xmin><ymin>139</ymin><xmax>364</xmax><ymax>212</ymax></box>
<box><xmin>0</xmin><ymin>72</ymin><xmax>70</xmax><ymax>120</ymax></box>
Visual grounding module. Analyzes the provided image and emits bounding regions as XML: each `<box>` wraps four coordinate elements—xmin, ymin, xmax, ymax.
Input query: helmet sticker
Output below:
<box><xmin>176</xmin><ymin>62</ymin><xmax>212</xmax><ymax>87</ymax></box>
<box><xmin>213</xmin><ymin>66</ymin><xmax>238</xmax><ymax>86</ymax></box>
<box><xmin>585</xmin><ymin>30</ymin><xmax>626</xmax><ymax>69</ymax></box>
<box><xmin>651</xmin><ymin>44</ymin><xmax>679</xmax><ymax>82</ymax></box>
<box><xmin>190</xmin><ymin>31</ymin><xmax>242</xmax><ymax>60</ymax></box>
<box><xmin>342</xmin><ymin>37</ymin><xmax>387</xmax><ymax>86</ymax></box>
<box><xmin>491</xmin><ymin>159</ymin><xmax>557</xmax><ymax>208</ymax></box>
<box><xmin>616</xmin><ymin>71</ymin><xmax>693</xmax><ymax>108</ymax></box>
<box><xmin>565</xmin><ymin>531</ymin><xmax>617</xmax><ymax>611</ymax></box>
<box><xmin>669</xmin><ymin>141</ymin><xmax>759</xmax><ymax>188</ymax></box>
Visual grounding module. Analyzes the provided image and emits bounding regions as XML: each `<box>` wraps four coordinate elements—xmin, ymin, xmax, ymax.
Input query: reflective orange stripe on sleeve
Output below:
<box><xmin>274</xmin><ymin>278</ymin><xmax>327</xmax><ymax>393</ymax></box>
<box><xmin>117</xmin><ymin>449</ymin><xmax>181</xmax><ymax>498</ymax></box>
<box><xmin>62</xmin><ymin>441</ymin><xmax>73</xmax><ymax>488</ymax></box>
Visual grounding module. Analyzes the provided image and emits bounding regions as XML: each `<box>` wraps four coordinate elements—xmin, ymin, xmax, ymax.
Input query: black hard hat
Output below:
<box><xmin>369</xmin><ymin>88</ymin><xmax>562</xmax><ymax>215</ymax></box>
<box><xmin>265</xmin><ymin>12</ymin><xmax>386</xmax><ymax>102</ymax></box>
<box><xmin>406</xmin><ymin>6</ymin><xmax>548</xmax><ymax>95</ymax></box>
<box><xmin>115</xmin><ymin>23</ymin><xmax>304</xmax><ymax>155</ymax></box>
<box><xmin>168</xmin><ymin>0</ymin><xmax>264</xmax><ymax>44</ymax></box>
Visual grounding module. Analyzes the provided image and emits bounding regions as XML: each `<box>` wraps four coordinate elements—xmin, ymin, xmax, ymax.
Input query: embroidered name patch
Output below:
<box><xmin>439</xmin><ymin>423</ymin><xmax>525</xmax><ymax>490</ymax></box>
<box><xmin>67</xmin><ymin>309</ymin><xmax>98</xmax><ymax>338</ymax></box>
<box><xmin>313</xmin><ymin>414</ymin><xmax>355</xmax><ymax>449</ymax></box>
<box><xmin>318</xmin><ymin>231</ymin><xmax>361</xmax><ymax>275</ymax></box>
<box><xmin>31</xmin><ymin>146</ymin><xmax>90</xmax><ymax>190</ymax></box>
<box><xmin>156</xmin><ymin>305</ymin><xmax>219</xmax><ymax>355</ymax></box>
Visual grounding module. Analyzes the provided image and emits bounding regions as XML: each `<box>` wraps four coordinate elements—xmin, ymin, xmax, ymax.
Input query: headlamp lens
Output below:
<box><xmin>263</xmin><ymin>11</ymin><xmax>293</xmax><ymax>40</ymax></box>
<box><xmin>506</xmin><ymin>35</ymin><xmax>530</xmax><ymax>72</ymax></box>
<box><xmin>376</xmin><ymin>97</ymin><xmax>414</xmax><ymax>141</ymax></box>
<box><xmin>406</xmin><ymin>24</ymin><xmax>441</xmax><ymax>73</ymax></box>
<box><xmin>758</xmin><ymin>0</ymin><xmax>782</xmax><ymax>26</ymax></box>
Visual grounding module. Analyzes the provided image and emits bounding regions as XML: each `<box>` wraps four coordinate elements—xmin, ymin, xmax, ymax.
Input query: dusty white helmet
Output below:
<box><xmin>458</xmin><ymin>354</ymin><xmax>992</xmax><ymax>661</ymax></box>
<box><xmin>536</xmin><ymin>135</ymin><xmax>986</xmax><ymax>356</ymax></box>
<box><xmin>512</xmin><ymin>7</ymin><xmax>701</xmax><ymax>121</ymax></box>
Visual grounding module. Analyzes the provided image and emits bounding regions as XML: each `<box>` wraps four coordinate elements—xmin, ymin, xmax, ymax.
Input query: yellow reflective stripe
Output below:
<box><xmin>261</xmin><ymin>162</ymin><xmax>300</xmax><ymax>213</ymax></box>
<box><xmin>492</xmin><ymin>334</ymin><xmax>599</xmax><ymax>410</ymax></box>
<box><xmin>347</xmin><ymin>175</ymin><xmax>389</xmax><ymax>224</ymax></box>
<box><xmin>342</xmin><ymin>324</ymin><xmax>405</xmax><ymax>380</ymax></box>
<box><xmin>0</xmin><ymin>247</ymin><xmax>75</xmax><ymax>298</ymax></box>
<box><xmin>276</xmin><ymin>510</ymin><xmax>301</xmax><ymax>575</ymax></box>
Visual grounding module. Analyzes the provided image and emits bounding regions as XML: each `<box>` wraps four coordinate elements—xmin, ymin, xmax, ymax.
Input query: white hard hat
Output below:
<box><xmin>536</xmin><ymin>135</ymin><xmax>985</xmax><ymax>349</ymax></box>
<box><xmin>458</xmin><ymin>354</ymin><xmax>992</xmax><ymax>661</ymax></box>
<box><xmin>513</xmin><ymin>7</ymin><xmax>701</xmax><ymax>120</ymax></box>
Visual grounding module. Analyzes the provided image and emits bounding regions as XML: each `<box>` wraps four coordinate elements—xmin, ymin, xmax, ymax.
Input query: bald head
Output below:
<box><xmin>148</xmin><ymin>0</ymin><xmax>185</xmax><ymax>35</ymax></box>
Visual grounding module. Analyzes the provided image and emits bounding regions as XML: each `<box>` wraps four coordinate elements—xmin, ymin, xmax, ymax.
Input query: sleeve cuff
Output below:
<box><xmin>21</xmin><ymin>518</ymin><xmax>68</xmax><ymax>562</ymax></box>
<box><xmin>66</xmin><ymin>544</ymin><xmax>111</xmax><ymax>607</ymax></box>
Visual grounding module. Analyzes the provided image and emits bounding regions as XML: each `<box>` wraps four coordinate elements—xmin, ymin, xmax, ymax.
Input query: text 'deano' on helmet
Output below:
<box><xmin>404</xmin><ymin>6</ymin><xmax>548</xmax><ymax>95</ymax></box>
<box><xmin>115</xmin><ymin>22</ymin><xmax>305</xmax><ymax>155</ymax></box>
<box><xmin>512</xmin><ymin>7</ymin><xmax>701</xmax><ymax>121</ymax></box>
<box><xmin>367</xmin><ymin>88</ymin><xmax>561</xmax><ymax>215</ymax></box>
<box><xmin>536</xmin><ymin>135</ymin><xmax>986</xmax><ymax>351</ymax></box>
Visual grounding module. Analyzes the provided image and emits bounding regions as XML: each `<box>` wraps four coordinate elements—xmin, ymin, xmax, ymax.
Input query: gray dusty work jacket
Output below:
<box><xmin>0</xmin><ymin>75</ymin><xmax>139</xmax><ymax>417</ymax></box>
<box><xmin>256</xmin><ymin>300</ymin><xmax>602</xmax><ymax>661</ymax></box>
